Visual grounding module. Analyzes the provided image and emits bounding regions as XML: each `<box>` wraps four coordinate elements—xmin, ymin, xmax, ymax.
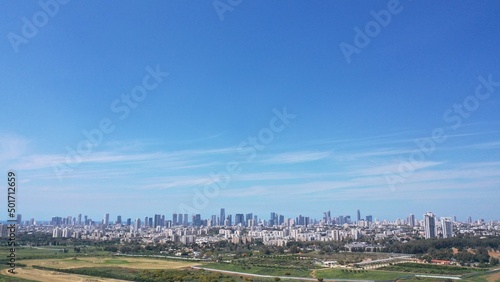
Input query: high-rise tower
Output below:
<box><xmin>220</xmin><ymin>208</ymin><xmax>225</xmax><ymax>226</ymax></box>
<box><xmin>424</xmin><ymin>212</ymin><xmax>436</xmax><ymax>239</ymax></box>
<box><xmin>442</xmin><ymin>217</ymin><xmax>453</xmax><ymax>238</ymax></box>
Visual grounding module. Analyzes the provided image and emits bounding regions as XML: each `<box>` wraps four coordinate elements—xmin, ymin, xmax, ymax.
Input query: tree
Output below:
<box><xmin>490</xmin><ymin>257</ymin><xmax>499</xmax><ymax>266</ymax></box>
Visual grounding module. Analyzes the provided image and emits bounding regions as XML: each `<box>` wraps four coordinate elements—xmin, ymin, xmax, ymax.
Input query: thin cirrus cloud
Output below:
<box><xmin>260</xmin><ymin>151</ymin><xmax>332</xmax><ymax>165</ymax></box>
<box><xmin>0</xmin><ymin>133</ymin><xmax>30</xmax><ymax>162</ymax></box>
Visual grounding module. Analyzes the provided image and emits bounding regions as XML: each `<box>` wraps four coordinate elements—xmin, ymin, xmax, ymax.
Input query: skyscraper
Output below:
<box><xmin>408</xmin><ymin>214</ymin><xmax>415</xmax><ymax>228</ymax></box>
<box><xmin>246</xmin><ymin>213</ymin><xmax>253</xmax><ymax>224</ymax></box>
<box><xmin>270</xmin><ymin>212</ymin><xmax>277</xmax><ymax>226</ymax></box>
<box><xmin>154</xmin><ymin>214</ymin><xmax>161</xmax><ymax>228</ymax></box>
<box><xmin>220</xmin><ymin>208</ymin><xmax>225</xmax><ymax>226</ymax></box>
<box><xmin>442</xmin><ymin>218</ymin><xmax>453</xmax><ymax>238</ymax></box>
<box><xmin>172</xmin><ymin>213</ymin><xmax>178</xmax><ymax>226</ymax></box>
<box><xmin>235</xmin><ymin>214</ymin><xmax>245</xmax><ymax>226</ymax></box>
<box><xmin>104</xmin><ymin>213</ymin><xmax>109</xmax><ymax>226</ymax></box>
<box><xmin>357</xmin><ymin>209</ymin><xmax>361</xmax><ymax>222</ymax></box>
<box><xmin>365</xmin><ymin>215</ymin><xmax>373</xmax><ymax>223</ymax></box>
<box><xmin>134</xmin><ymin>218</ymin><xmax>141</xmax><ymax>231</ymax></box>
<box><xmin>424</xmin><ymin>212</ymin><xmax>436</xmax><ymax>239</ymax></box>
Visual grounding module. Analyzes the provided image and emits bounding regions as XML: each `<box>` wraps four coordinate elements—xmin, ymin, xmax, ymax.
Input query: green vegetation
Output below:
<box><xmin>380</xmin><ymin>262</ymin><xmax>487</xmax><ymax>275</ymax></box>
<box><xmin>461</xmin><ymin>267</ymin><xmax>500</xmax><ymax>281</ymax></box>
<box><xmin>315</xmin><ymin>268</ymin><xmax>412</xmax><ymax>280</ymax></box>
<box><xmin>103</xmin><ymin>258</ymin><xmax>130</xmax><ymax>264</ymax></box>
<box><xmin>204</xmin><ymin>262</ymin><xmax>312</xmax><ymax>277</ymax></box>
<box><xmin>383</xmin><ymin>236</ymin><xmax>499</xmax><ymax>254</ymax></box>
<box><xmin>0</xmin><ymin>274</ymin><xmax>37</xmax><ymax>282</ymax></box>
<box><xmin>0</xmin><ymin>264</ymin><xmax>37</xmax><ymax>282</ymax></box>
<box><xmin>0</xmin><ymin>245</ymin><xmax>109</xmax><ymax>260</ymax></box>
<box><xmin>30</xmin><ymin>265</ymin><xmax>265</xmax><ymax>281</ymax></box>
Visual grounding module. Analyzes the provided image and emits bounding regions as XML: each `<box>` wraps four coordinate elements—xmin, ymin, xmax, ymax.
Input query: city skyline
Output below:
<box><xmin>13</xmin><ymin>208</ymin><xmax>497</xmax><ymax>225</ymax></box>
<box><xmin>1</xmin><ymin>2</ymin><xmax>500</xmax><ymax>221</ymax></box>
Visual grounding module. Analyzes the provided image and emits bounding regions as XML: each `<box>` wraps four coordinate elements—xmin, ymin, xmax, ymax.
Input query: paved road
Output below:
<box><xmin>192</xmin><ymin>266</ymin><xmax>374</xmax><ymax>282</ymax></box>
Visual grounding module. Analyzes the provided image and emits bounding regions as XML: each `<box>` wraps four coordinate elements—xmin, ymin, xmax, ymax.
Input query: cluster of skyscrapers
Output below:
<box><xmin>14</xmin><ymin>209</ymin><xmax>473</xmax><ymax>241</ymax></box>
<box><xmin>424</xmin><ymin>212</ymin><xmax>454</xmax><ymax>239</ymax></box>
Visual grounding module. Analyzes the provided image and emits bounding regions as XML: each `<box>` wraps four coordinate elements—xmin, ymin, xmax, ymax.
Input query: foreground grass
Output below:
<box><xmin>203</xmin><ymin>262</ymin><xmax>313</xmax><ymax>278</ymax></box>
<box><xmin>30</xmin><ymin>265</ymin><xmax>265</xmax><ymax>282</ymax></box>
<box><xmin>20</xmin><ymin>256</ymin><xmax>197</xmax><ymax>270</ymax></box>
<box><xmin>316</xmin><ymin>268</ymin><xmax>413</xmax><ymax>280</ymax></box>
<box><xmin>461</xmin><ymin>268</ymin><xmax>500</xmax><ymax>282</ymax></box>
<box><xmin>380</xmin><ymin>262</ymin><xmax>487</xmax><ymax>276</ymax></box>
<box><xmin>0</xmin><ymin>273</ymin><xmax>37</xmax><ymax>282</ymax></box>
<box><xmin>0</xmin><ymin>246</ymin><xmax>109</xmax><ymax>260</ymax></box>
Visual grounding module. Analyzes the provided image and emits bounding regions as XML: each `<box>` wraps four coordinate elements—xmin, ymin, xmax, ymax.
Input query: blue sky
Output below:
<box><xmin>1</xmin><ymin>1</ymin><xmax>500</xmax><ymax>222</ymax></box>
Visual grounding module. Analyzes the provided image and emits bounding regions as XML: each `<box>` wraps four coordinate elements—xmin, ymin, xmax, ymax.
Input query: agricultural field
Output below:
<box><xmin>203</xmin><ymin>262</ymin><xmax>313</xmax><ymax>278</ymax></box>
<box><xmin>2</xmin><ymin>267</ymin><xmax>129</xmax><ymax>282</ymax></box>
<box><xmin>5</xmin><ymin>256</ymin><xmax>200</xmax><ymax>282</ymax></box>
<box><xmin>314</xmin><ymin>268</ymin><xmax>412</xmax><ymax>280</ymax></box>
<box><xmin>0</xmin><ymin>245</ymin><xmax>109</xmax><ymax>260</ymax></box>
<box><xmin>379</xmin><ymin>262</ymin><xmax>487</xmax><ymax>276</ymax></box>
<box><xmin>5</xmin><ymin>251</ymin><xmax>500</xmax><ymax>282</ymax></box>
<box><xmin>20</xmin><ymin>256</ymin><xmax>198</xmax><ymax>270</ymax></box>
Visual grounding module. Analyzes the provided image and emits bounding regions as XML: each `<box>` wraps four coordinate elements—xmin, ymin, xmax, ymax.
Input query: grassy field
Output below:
<box><xmin>8</xmin><ymin>252</ymin><xmax>499</xmax><ymax>282</ymax></box>
<box><xmin>0</xmin><ymin>246</ymin><xmax>109</xmax><ymax>260</ymax></box>
<box><xmin>461</xmin><ymin>268</ymin><xmax>500</xmax><ymax>282</ymax></box>
<box><xmin>396</xmin><ymin>271</ymin><xmax>500</xmax><ymax>282</ymax></box>
<box><xmin>20</xmin><ymin>256</ymin><xmax>198</xmax><ymax>270</ymax></box>
<box><xmin>203</xmin><ymin>262</ymin><xmax>313</xmax><ymax>277</ymax></box>
<box><xmin>0</xmin><ymin>272</ymin><xmax>38</xmax><ymax>282</ymax></box>
<box><xmin>2</xmin><ymin>267</ymin><xmax>132</xmax><ymax>282</ymax></box>
<box><xmin>6</xmin><ymin>256</ymin><xmax>200</xmax><ymax>282</ymax></box>
<box><xmin>380</xmin><ymin>262</ymin><xmax>486</xmax><ymax>276</ymax></box>
<box><xmin>315</xmin><ymin>268</ymin><xmax>414</xmax><ymax>280</ymax></box>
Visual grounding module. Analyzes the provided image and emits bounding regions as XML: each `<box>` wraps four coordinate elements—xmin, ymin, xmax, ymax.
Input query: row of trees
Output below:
<box><xmin>382</xmin><ymin>236</ymin><xmax>500</xmax><ymax>254</ymax></box>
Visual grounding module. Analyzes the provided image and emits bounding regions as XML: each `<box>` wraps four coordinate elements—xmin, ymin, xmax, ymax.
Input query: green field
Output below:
<box><xmin>7</xmin><ymin>250</ymin><xmax>499</xmax><ymax>282</ymax></box>
<box><xmin>315</xmin><ymin>268</ymin><xmax>414</xmax><ymax>280</ymax></box>
<box><xmin>0</xmin><ymin>274</ymin><xmax>37</xmax><ymax>282</ymax></box>
<box><xmin>380</xmin><ymin>262</ymin><xmax>487</xmax><ymax>276</ymax></box>
<box><xmin>0</xmin><ymin>265</ymin><xmax>37</xmax><ymax>282</ymax></box>
<box><xmin>461</xmin><ymin>268</ymin><xmax>500</xmax><ymax>282</ymax></box>
<box><xmin>204</xmin><ymin>262</ymin><xmax>313</xmax><ymax>278</ymax></box>
<box><xmin>0</xmin><ymin>246</ymin><xmax>109</xmax><ymax>260</ymax></box>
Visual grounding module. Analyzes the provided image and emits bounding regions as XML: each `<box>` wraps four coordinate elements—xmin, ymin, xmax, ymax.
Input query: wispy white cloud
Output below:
<box><xmin>452</xmin><ymin>141</ymin><xmax>500</xmax><ymax>150</ymax></box>
<box><xmin>180</xmin><ymin>132</ymin><xmax>225</xmax><ymax>143</ymax></box>
<box><xmin>261</xmin><ymin>151</ymin><xmax>331</xmax><ymax>165</ymax></box>
<box><xmin>0</xmin><ymin>133</ymin><xmax>30</xmax><ymax>162</ymax></box>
